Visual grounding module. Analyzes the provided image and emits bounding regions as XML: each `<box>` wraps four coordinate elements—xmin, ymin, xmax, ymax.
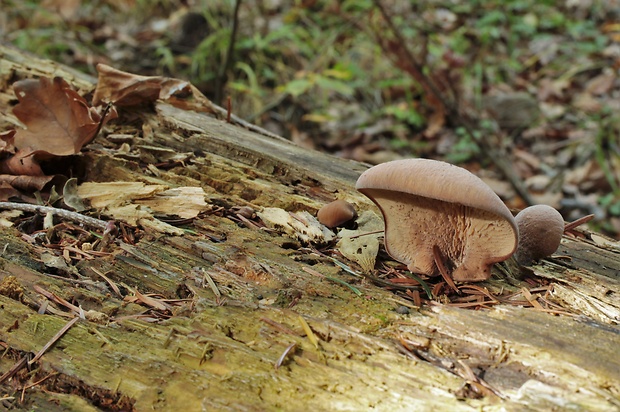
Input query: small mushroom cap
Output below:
<box><xmin>317</xmin><ymin>200</ymin><xmax>357</xmax><ymax>228</ymax></box>
<box><xmin>515</xmin><ymin>205</ymin><xmax>564</xmax><ymax>265</ymax></box>
<box><xmin>356</xmin><ymin>159</ymin><xmax>518</xmax><ymax>282</ymax></box>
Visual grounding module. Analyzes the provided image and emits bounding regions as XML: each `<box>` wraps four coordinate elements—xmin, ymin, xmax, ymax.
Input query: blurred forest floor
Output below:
<box><xmin>1</xmin><ymin>0</ymin><xmax>619</xmax><ymax>238</ymax></box>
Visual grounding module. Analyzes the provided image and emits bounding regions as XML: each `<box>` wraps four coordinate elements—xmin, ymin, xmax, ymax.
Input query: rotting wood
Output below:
<box><xmin>1</xmin><ymin>44</ymin><xmax>620</xmax><ymax>411</ymax></box>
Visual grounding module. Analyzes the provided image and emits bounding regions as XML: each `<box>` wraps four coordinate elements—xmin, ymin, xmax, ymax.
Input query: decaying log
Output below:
<box><xmin>0</xmin><ymin>44</ymin><xmax>619</xmax><ymax>411</ymax></box>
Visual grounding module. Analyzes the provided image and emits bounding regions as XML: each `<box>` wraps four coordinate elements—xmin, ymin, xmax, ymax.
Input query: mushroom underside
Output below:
<box><xmin>363</xmin><ymin>189</ymin><xmax>517</xmax><ymax>282</ymax></box>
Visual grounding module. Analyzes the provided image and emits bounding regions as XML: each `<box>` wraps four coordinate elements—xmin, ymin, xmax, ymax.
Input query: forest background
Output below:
<box><xmin>1</xmin><ymin>0</ymin><xmax>619</xmax><ymax>238</ymax></box>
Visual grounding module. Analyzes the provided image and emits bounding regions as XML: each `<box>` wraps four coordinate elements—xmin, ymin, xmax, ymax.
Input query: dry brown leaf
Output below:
<box><xmin>93</xmin><ymin>64</ymin><xmax>192</xmax><ymax>107</ymax></box>
<box><xmin>0</xmin><ymin>130</ymin><xmax>16</xmax><ymax>154</ymax></box>
<box><xmin>0</xmin><ymin>148</ymin><xmax>45</xmax><ymax>176</ymax></box>
<box><xmin>0</xmin><ymin>174</ymin><xmax>58</xmax><ymax>192</ymax></box>
<box><xmin>0</xmin><ymin>181</ymin><xmax>23</xmax><ymax>202</ymax></box>
<box><xmin>585</xmin><ymin>71</ymin><xmax>616</xmax><ymax>95</ymax></box>
<box><xmin>12</xmin><ymin>77</ymin><xmax>112</xmax><ymax>157</ymax></box>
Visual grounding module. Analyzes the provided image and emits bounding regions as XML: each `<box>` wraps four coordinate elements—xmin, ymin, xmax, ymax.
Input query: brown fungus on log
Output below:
<box><xmin>355</xmin><ymin>159</ymin><xmax>518</xmax><ymax>282</ymax></box>
<box><xmin>317</xmin><ymin>199</ymin><xmax>357</xmax><ymax>228</ymax></box>
<box><xmin>515</xmin><ymin>204</ymin><xmax>565</xmax><ymax>265</ymax></box>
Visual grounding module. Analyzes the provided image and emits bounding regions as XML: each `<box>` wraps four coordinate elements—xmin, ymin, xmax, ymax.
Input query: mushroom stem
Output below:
<box><xmin>432</xmin><ymin>245</ymin><xmax>460</xmax><ymax>294</ymax></box>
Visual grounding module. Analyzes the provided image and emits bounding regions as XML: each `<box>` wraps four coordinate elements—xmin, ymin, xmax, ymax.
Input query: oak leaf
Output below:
<box><xmin>12</xmin><ymin>76</ymin><xmax>114</xmax><ymax>157</ymax></box>
<box><xmin>0</xmin><ymin>174</ymin><xmax>60</xmax><ymax>193</ymax></box>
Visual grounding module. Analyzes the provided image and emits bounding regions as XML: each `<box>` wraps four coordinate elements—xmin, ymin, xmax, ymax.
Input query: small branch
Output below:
<box><xmin>0</xmin><ymin>202</ymin><xmax>109</xmax><ymax>231</ymax></box>
<box><xmin>0</xmin><ymin>354</ymin><xmax>29</xmax><ymax>385</ymax></box>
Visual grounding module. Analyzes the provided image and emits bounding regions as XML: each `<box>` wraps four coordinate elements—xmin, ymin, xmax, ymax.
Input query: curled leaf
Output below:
<box><xmin>93</xmin><ymin>64</ymin><xmax>192</xmax><ymax>107</ymax></box>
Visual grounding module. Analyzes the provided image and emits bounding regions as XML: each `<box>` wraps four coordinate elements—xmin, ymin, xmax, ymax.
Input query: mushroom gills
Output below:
<box><xmin>363</xmin><ymin>189</ymin><xmax>517</xmax><ymax>282</ymax></box>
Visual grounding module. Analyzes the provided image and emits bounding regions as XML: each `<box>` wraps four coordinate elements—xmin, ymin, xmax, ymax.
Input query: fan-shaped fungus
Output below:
<box><xmin>356</xmin><ymin>159</ymin><xmax>518</xmax><ymax>282</ymax></box>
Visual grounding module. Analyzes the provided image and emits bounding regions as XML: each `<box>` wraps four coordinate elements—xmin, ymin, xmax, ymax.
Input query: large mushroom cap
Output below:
<box><xmin>356</xmin><ymin>158</ymin><xmax>518</xmax><ymax>282</ymax></box>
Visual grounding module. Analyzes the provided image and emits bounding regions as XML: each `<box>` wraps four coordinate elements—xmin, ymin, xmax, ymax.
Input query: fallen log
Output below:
<box><xmin>0</xmin><ymin>44</ymin><xmax>618</xmax><ymax>411</ymax></box>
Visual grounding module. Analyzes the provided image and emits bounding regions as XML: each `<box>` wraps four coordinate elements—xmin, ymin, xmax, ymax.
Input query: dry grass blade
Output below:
<box><xmin>301</xmin><ymin>266</ymin><xmax>362</xmax><ymax>296</ymax></box>
<box><xmin>236</xmin><ymin>213</ymin><xmax>262</xmax><ymax>230</ymax></box>
<box><xmin>20</xmin><ymin>372</ymin><xmax>58</xmax><ymax>403</ymax></box>
<box><xmin>29</xmin><ymin>316</ymin><xmax>79</xmax><ymax>365</ymax></box>
<box><xmin>457</xmin><ymin>360</ymin><xmax>503</xmax><ymax>399</ymax></box>
<box><xmin>394</xmin><ymin>340</ymin><xmax>421</xmax><ymax>362</ymax></box>
<box><xmin>447</xmin><ymin>301</ymin><xmax>498</xmax><ymax>309</ymax></box>
<box><xmin>347</xmin><ymin>229</ymin><xmax>384</xmax><ymax>240</ymax></box>
<box><xmin>406</xmin><ymin>289</ymin><xmax>422</xmax><ymax>307</ymax></box>
<box><xmin>298</xmin><ymin>315</ymin><xmax>319</xmax><ymax>349</ymax></box>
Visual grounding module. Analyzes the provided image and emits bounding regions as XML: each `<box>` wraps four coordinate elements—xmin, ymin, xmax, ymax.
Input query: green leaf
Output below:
<box><xmin>314</xmin><ymin>76</ymin><xmax>354</xmax><ymax>96</ymax></box>
<box><xmin>281</xmin><ymin>78</ymin><xmax>314</xmax><ymax>97</ymax></box>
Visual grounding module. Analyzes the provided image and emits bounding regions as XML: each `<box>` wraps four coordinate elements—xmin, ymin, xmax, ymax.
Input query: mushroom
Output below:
<box><xmin>317</xmin><ymin>200</ymin><xmax>357</xmax><ymax>228</ymax></box>
<box><xmin>514</xmin><ymin>205</ymin><xmax>564</xmax><ymax>265</ymax></box>
<box><xmin>355</xmin><ymin>159</ymin><xmax>518</xmax><ymax>282</ymax></box>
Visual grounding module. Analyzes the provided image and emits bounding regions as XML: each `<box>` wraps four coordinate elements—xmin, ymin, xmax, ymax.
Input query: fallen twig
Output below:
<box><xmin>0</xmin><ymin>354</ymin><xmax>29</xmax><ymax>385</ymax></box>
<box><xmin>0</xmin><ymin>202</ymin><xmax>109</xmax><ymax>231</ymax></box>
<box><xmin>20</xmin><ymin>372</ymin><xmax>58</xmax><ymax>403</ymax></box>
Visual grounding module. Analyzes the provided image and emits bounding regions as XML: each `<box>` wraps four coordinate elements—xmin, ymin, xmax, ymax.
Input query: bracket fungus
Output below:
<box><xmin>355</xmin><ymin>159</ymin><xmax>518</xmax><ymax>282</ymax></box>
<box><xmin>514</xmin><ymin>204</ymin><xmax>564</xmax><ymax>265</ymax></box>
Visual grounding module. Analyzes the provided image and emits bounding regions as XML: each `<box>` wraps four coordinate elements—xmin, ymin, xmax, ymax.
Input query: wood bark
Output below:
<box><xmin>0</xmin><ymin>44</ymin><xmax>619</xmax><ymax>411</ymax></box>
